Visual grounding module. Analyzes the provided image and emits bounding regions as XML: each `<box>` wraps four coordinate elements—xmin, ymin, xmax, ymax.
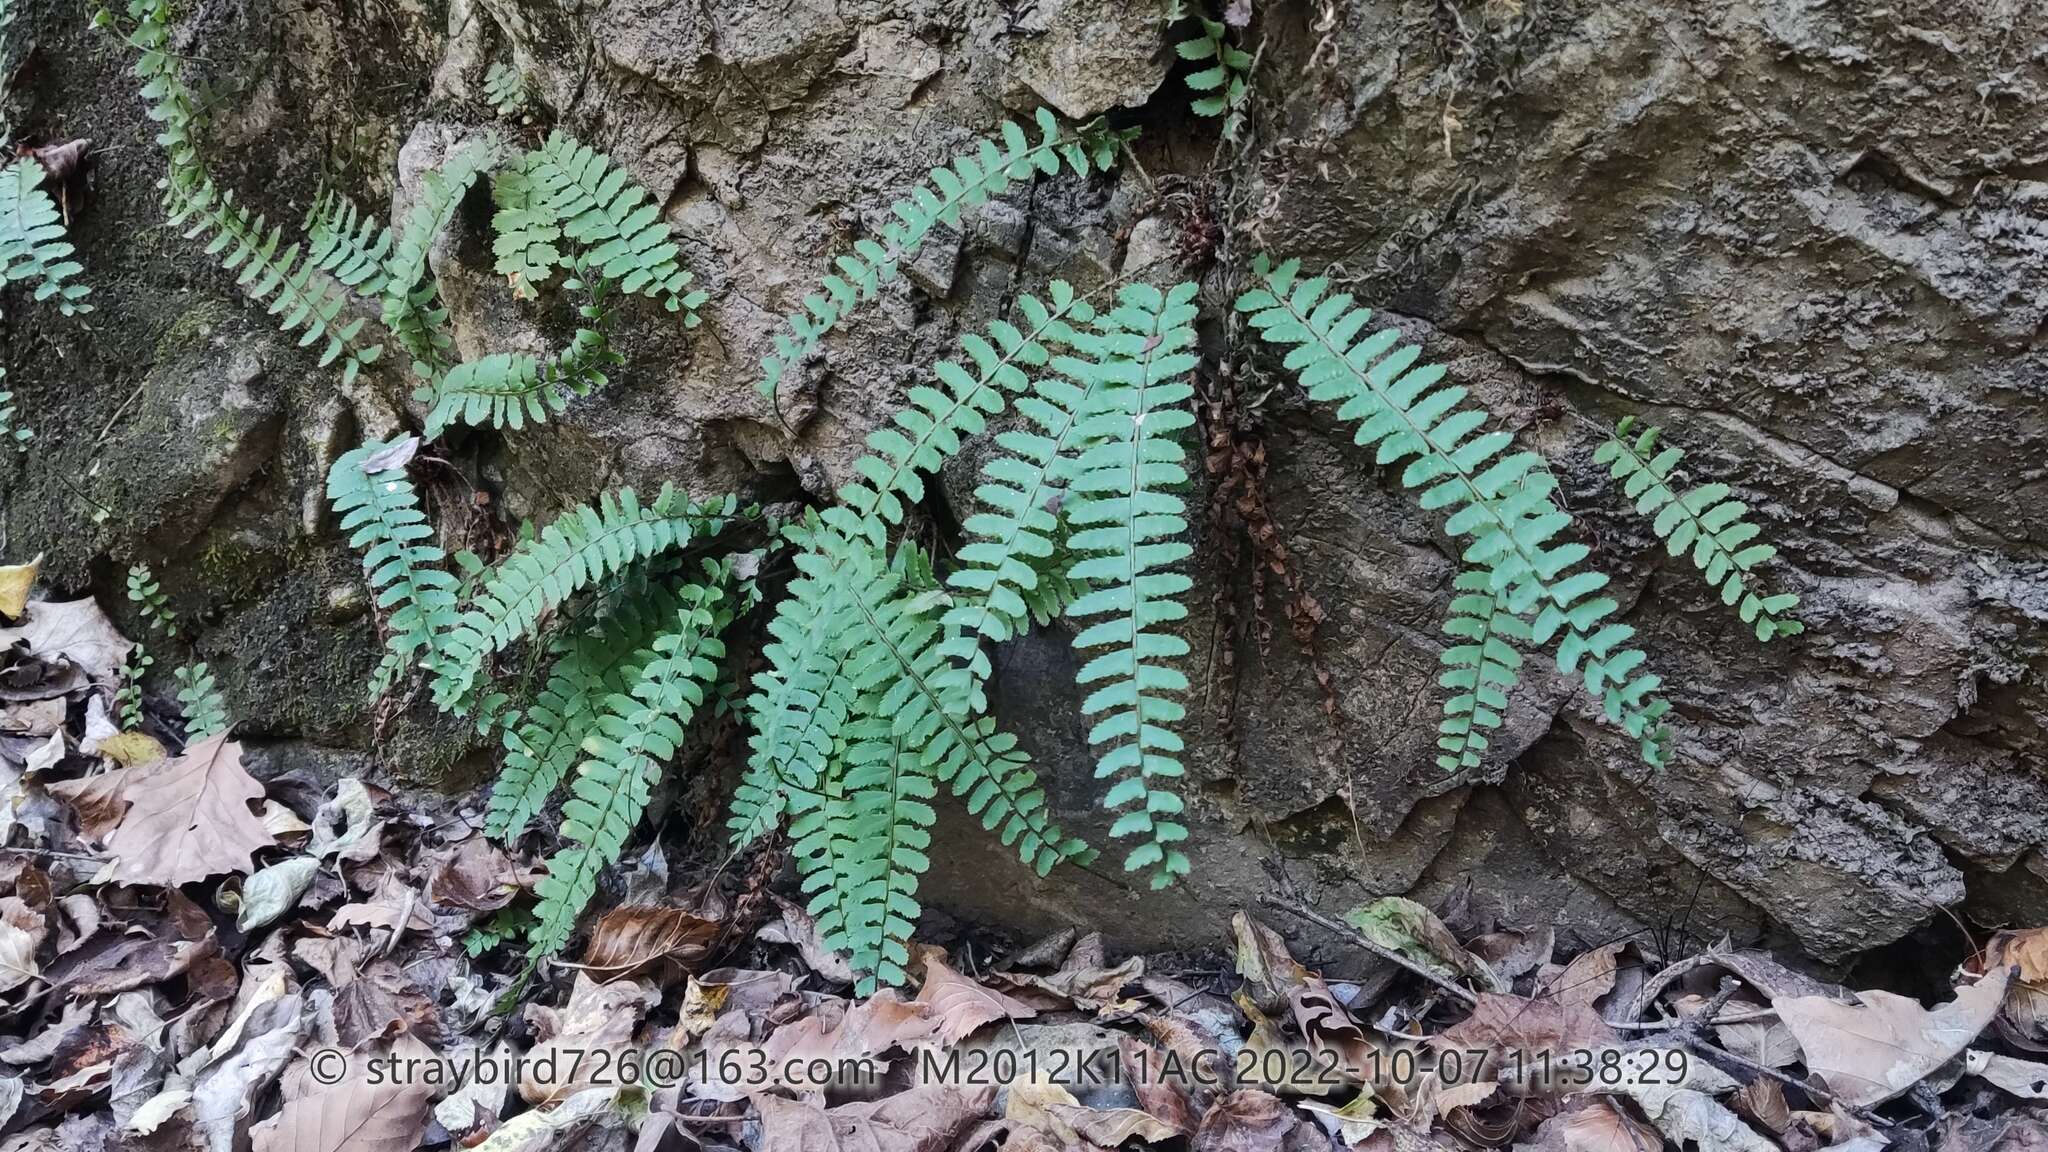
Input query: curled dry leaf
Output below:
<box><xmin>1193</xmin><ymin>1089</ymin><xmax>1310</xmax><ymax>1151</ymax></box>
<box><xmin>1343</xmin><ymin>897</ymin><xmax>1504</xmax><ymax>993</ymax></box>
<box><xmin>1967</xmin><ymin>1049</ymin><xmax>2048</xmax><ymax>1099</ymax></box>
<box><xmin>1773</xmin><ymin>965</ymin><xmax>2010</xmax><ymax>1107</ymax></box>
<box><xmin>520</xmin><ymin>973</ymin><xmax>659</xmax><ymax>1104</ymax></box>
<box><xmin>914</xmin><ymin>954</ymin><xmax>1037</xmax><ymax>1045</ymax></box>
<box><xmin>1232</xmin><ymin>911</ymin><xmax>1313</xmax><ymax>1013</ymax></box>
<box><xmin>758</xmin><ymin>892</ymin><xmax>856</xmax><ymax>984</ymax></box>
<box><xmin>579</xmin><ymin>904</ymin><xmax>720</xmax><ymax>980</ymax></box>
<box><xmin>236</xmin><ymin>857</ymin><xmax>319</xmax><ymax>932</ymax></box>
<box><xmin>1559</xmin><ymin>1098</ymin><xmax>1660</xmax><ymax>1152</ymax></box>
<box><xmin>0</xmin><ymin>556</ymin><xmax>39</xmax><ymax>621</ymax></box>
<box><xmin>0</xmin><ymin>599</ymin><xmax>135</xmax><ymax>684</ymax></box>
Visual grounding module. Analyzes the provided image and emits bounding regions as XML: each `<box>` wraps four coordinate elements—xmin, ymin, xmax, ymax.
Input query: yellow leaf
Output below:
<box><xmin>0</xmin><ymin>554</ymin><xmax>39</xmax><ymax>620</ymax></box>
<box><xmin>99</xmin><ymin>731</ymin><xmax>166</xmax><ymax>767</ymax></box>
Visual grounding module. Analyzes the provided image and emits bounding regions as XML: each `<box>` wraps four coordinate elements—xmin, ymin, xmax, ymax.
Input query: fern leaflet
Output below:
<box><xmin>1594</xmin><ymin>417</ymin><xmax>1803</xmax><ymax>642</ymax></box>
<box><xmin>325</xmin><ymin>436</ymin><xmax>460</xmax><ymax>696</ymax></box>
<box><xmin>0</xmin><ymin>160</ymin><xmax>92</xmax><ymax>317</ymax></box>
<box><xmin>420</xmin><ymin>325</ymin><xmax>618</xmax><ymax>437</ymax></box>
<box><xmin>1237</xmin><ymin>256</ymin><xmax>1672</xmax><ymax>767</ymax></box>
<box><xmin>0</xmin><ymin>379</ymin><xmax>25</xmax><ymax>449</ymax></box>
<box><xmin>174</xmin><ymin>662</ymin><xmax>229</xmax><ymax>741</ymax></box>
<box><xmin>1436</xmin><ymin>570</ymin><xmax>1528</xmax><ymax>772</ymax></box>
<box><xmin>483</xmin><ymin>62</ymin><xmax>527</xmax><ymax>118</ymax></box>
<box><xmin>126</xmin><ymin>562</ymin><xmax>178</xmax><ymax>639</ymax></box>
<box><xmin>528</xmin><ymin>571</ymin><xmax>732</xmax><ymax>957</ymax></box>
<box><xmin>1175</xmin><ymin>16</ymin><xmax>1254</xmax><ymax>139</ymax></box>
<box><xmin>382</xmin><ymin>138</ymin><xmax>500</xmax><ymax>378</ymax></box>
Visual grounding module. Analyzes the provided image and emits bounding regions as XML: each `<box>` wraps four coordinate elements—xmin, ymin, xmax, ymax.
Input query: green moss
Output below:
<box><xmin>153</xmin><ymin>301</ymin><xmax>235</xmax><ymax>362</ymax></box>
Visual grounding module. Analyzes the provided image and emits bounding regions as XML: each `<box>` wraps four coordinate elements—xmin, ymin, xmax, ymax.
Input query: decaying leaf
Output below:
<box><xmin>1193</xmin><ymin>1089</ymin><xmax>1311</xmax><ymax>1150</ymax></box>
<box><xmin>1343</xmin><ymin>897</ymin><xmax>1504</xmax><ymax>993</ymax></box>
<box><xmin>250</xmin><ymin>1035</ymin><xmax>436</xmax><ymax>1152</ymax></box>
<box><xmin>579</xmin><ymin>904</ymin><xmax>720</xmax><ymax>979</ymax></box>
<box><xmin>915</xmin><ymin>954</ymin><xmax>1037</xmax><ymax>1045</ymax></box>
<box><xmin>1559</xmin><ymin>1098</ymin><xmax>1660</xmax><ymax>1151</ymax></box>
<box><xmin>758</xmin><ymin>893</ymin><xmax>856</xmax><ymax>984</ymax></box>
<box><xmin>0</xmin><ymin>557</ymin><xmax>39</xmax><ymax>620</ymax></box>
<box><xmin>1968</xmin><ymin>1049</ymin><xmax>2048</xmax><ymax>1099</ymax></box>
<box><xmin>1432</xmin><ymin>992</ymin><xmax>1615</xmax><ymax>1087</ymax></box>
<box><xmin>98</xmin><ymin>733</ymin><xmax>277</xmax><ymax>885</ymax></box>
<box><xmin>0</xmin><ymin>599</ymin><xmax>134</xmax><ymax>683</ymax></box>
<box><xmin>235</xmin><ymin>857</ymin><xmax>319</xmax><ymax>932</ymax></box>
<box><xmin>520</xmin><ymin>973</ymin><xmax>659</xmax><ymax>1104</ymax></box>
<box><xmin>1536</xmin><ymin>941</ymin><xmax>1623</xmax><ymax>1012</ymax></box>
<box><xmin>756</xmin><ymin>1083</ymin><xmax>994</xmax><ymax>1152</ymax></box>
<box><xmin>468</xmin><ymin>1085</ymin><xmax>630</xmax><ymax>1152</ymax></box>
<box><xmin>1774</xmin><ymin>966</ymin><xmax>2009</xmax><ymax>1107</ymax></box>
<box><xmin>1232</xmin><ymin>911</ymin><xmax>1314</xmax><ymax>1013</ymax></box>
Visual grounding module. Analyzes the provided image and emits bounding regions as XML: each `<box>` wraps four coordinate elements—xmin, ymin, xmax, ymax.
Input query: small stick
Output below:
<box><xmin>1656</xmin><ymin>977</ymin><xmax>1892</xmax><ymax>1129</ymax></box>
<box><xmin>1256</xmin><ymin>895</ymin><xmax>1478</xmax><ymax>1007</ymax></box>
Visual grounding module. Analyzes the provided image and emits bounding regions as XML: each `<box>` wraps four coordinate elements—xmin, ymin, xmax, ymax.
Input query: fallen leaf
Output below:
<box><xmin>1560</xmin><ymin>1098</ymin><xmax>1660</xmax><ymax>1151</ymax></box>
<box><xmin>1469</xmin><ymin>927</ymin><xmax>1553</xmax><ymax>982</ymax></box>
<box><xmin>1536</xmin><ymin>942</ymin><xmax>1622</xmax><ymax>1012</ymax></box>
<box><xmin>251</xmin><ymin>1035</ymin><xmax>435</xmax><ymax>1152</ymax></box>
<box><xmin>0</xmin><ymin>913</ymin><xmax>37</xmax><ymax>994</ymax></box>
<box><xmin>1232</xmin><ymin>911</ymin><xmax>1313</xmax><ymax>1013</ymax></box>
<box><xmin>1193</xmin><ymin>1089</ymin><xmax>1308</xmax><ymax>1151</ymax></box>
<box><xmin>1715</xmin><ymin>1016</ymin><xmax>1801</xmax><ymax>1068</ymax></box>
<box><xmin>329</xmin><ymin>870</ymin><xmax>433</xmax><ymax>937</ymax></box>
<box><xmin>425</xmin><ymin>834</ymin><xmax>524</xmax><ymax>912</ymax></box>
<box><xmin>1773</xmin><ymin>966</ymin><xmax>2009</xmax><ymax>1107</ymax></box>
<box><xmin>1636</xmin><ymin>1089</ymin><xmax>1774</xmax><ymax>1152</ymax></box>
<box><xmin>914</xmin><ymin>954</ymin><xmax>1037</xmax><ymax>1045</ymax></box>
<box><xmin>468</xmin><ymin>1085</ymin><xmax>631</xmax><ymax>1152</ymax></box>
<box><xmin>1119</xmin><ymin>1036</ymin><xmax>1198</xmax><ymax>1136</ymax></box>
<box><xmin>1969</xmin><ymin>1049</ymin><xmax>2048</xmax><ymax>1099</ymax></box>
<box><xmin>236</xmin><ymin>857</ymin><xmax>319</xmax><ymax>932</ymax></box>
<box><xmin>98</xmin><ymin>731</ymin><xmax>165</xmax><ymax>767</ymax></box>
<box><xmin>1729</xmin><ymin>1077</ymin><xmax>1791</xmax><ymax>1133</ymax></box>
<box><xmin>0</xmin><ymin>558</ymin><xmax>38</xmax><ymax>621</ymax></box>
<box><xmin>1432</xmin><ymin>992</ymin><xmax>1616</xmax><ymax>1088</ymax></box>
<box><xmin>761</xmin><ymin>988</ymin><xmax>937</xmax><ymax>1075</ymax></box>
<box><xmin>99</xmin><ymin>733</ymin><xmax>276</xmax><ymax>885</ymax></box>
<box><xmin>1434</xmin><ymin>1080</ymin><xmax>1498</xmax><ymax>1117</ymax></box>
<box><xmin>308</xmin><ymin>778</ymin><xmax>382</xmax><ymax>862</ymax></box>
<box><xmin>579</xmin><ymin>904</ymin><xmax>720</xmax><ymax>979</ymax></box>
<box><xmin>1300</xmin><ymin>1092</ymin><xmax>1380</xmax><ymax>1146</ymax></box>
<box><xmin>756</xmin><ymin>1083</ymin><xmax>993</xmax><ymax>1152</ymax></box>
<box><xmin>0</xmin><ymin>599</ymin><xmax>134</xmax><ymax>683</ymax></box>
<box><xmin>187</xmin><ymin>992</ymin><xmax>307</xmax><ymax>1152</ymax></box>
<box><xmin>758</xmin><ymin>893</ymin><xmax>857</xmax><ymax>984</ymax></box>
<box><xmin>1344</xmin><ymin>897</ymin><xmax>1503</xmax><ymax>993</ymax></box>
<box><xmin>520</xmin><ymin>973</ymin><xmax>659</xmax><ymax>1104</ymax></box>
<box><xmin>358</xmin><ymin>436</ymin><xmax>421</xmax><ymax>473</ymax></box>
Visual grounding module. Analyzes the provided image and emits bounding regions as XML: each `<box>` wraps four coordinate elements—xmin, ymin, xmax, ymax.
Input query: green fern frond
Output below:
<box><xmin>173</xmin><ymin>662</ymin><xmax>229</xmax><ymax>741</ymax></box>
<box><xmin>325</xmin><ymin>436</ymin><xmax>461</xmax><ymax>697</ymax></box>
<box><xmin>431</xmin><ymin>487</ymin><xmax>736</xmax><ymax>717</ymax></box>
<box><xmin>1594</xmin><ymin>417</ymin><xmax>1804</xmax><ymax>642</ymax></box>
<box><xmin>490</xmin><ymin>132</ymin><xmax>705</xmax><ymax>319</ymax></box>
<box><xmin>126</xmin><ymin>562</ymin><xmax>178</xmax><ymax>639</ymax></box>
<box><xmin>1236</xmin><ymin>256</ymin><xmax>1672</xmax><ymax>768</ymax></box>
<box><xmin>734</xmin><ymin>561</ymin><xmax>861</xmax><ymax>849</ymax></box>
<box><xmin>483</xmin><ymin>62</ymin><xmax>527</xmax><ymax>117</ymax></box>
<box><xmin>756</xmin><ymin>111</ymin><xmax>1129</xmax><ymax>401</ymax></box>
<box><xmin>305</xmin><ymin>190</ymin><xmax>393</xmax><ymax>297</ymax></box>
<box><xmin>528</xmin><ymin>571</ymin><xmax>732</xmax><ymax>957</ymax></box>
<box><xmin>828</xmin><ymin>721</ymin><xmax>936</xmax><ymax>994</ymax></box>
<box><xmin>0</xmin><ymin>380</ymin><xmax>25</xmax><ymax>449</ymax></box>
<box><xmin>116</xmin><ymin>644</ymin><xmax>153</xmax><ymax>728</ymax></box>
<box><xmin>381</xmin><ymin>138</ymin><xmax>500</xmax><ymax>378</ymax></box>
<box><xmin>420</xmin><ymin>326</ymin><xmax>618</xmax><ymax>438</ymax></box>
<box><xmin>1436</xmin><ymin>570</ymin><xmax>1528</xmax><ymax>772</ymax></box>
<box><xmin>1062</xmin><ymin>282</ymin><xmax>1202</xmax><ymax>889</ymax></box>
<box><xmin>0</xmin><ymin>160</ymin><xmax>92</xmax><ymax>317</ymax></box>
<box><xmin>1175</xmin><ymin>17</ymin><xmax>1253</xmax><ymax>138</ymax></box>
<box><xmin>484</xmin><ymin>584</ymin><xmax>680</xmax><ymax>841</ymax></box>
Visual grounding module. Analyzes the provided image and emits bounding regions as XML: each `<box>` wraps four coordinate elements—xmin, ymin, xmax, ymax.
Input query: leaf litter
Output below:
<box><xmin>0</xmin><ymin>573</ymin><xmax>2044</xmax><ymax>1150</ymax></box>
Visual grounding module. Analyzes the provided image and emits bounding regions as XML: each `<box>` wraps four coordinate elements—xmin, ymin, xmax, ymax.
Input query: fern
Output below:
<box><xmin>1436</xmin><ymin>571</ymin><xmax>1527</xmax><ymax>772</ymax></box>
<box><xmin>483</xmin><ymin>62</ymin><xmax>527</xmax><ymax>118</ymax></box>
<box><xmin>0</xmin><ymin>379</ymin><xmax>23</xmax><ymax>449</ymax></box>
<box><xmin>489</xmin><ymin>132</ymin><xmax>705</xmax><ymax>318</ymax></box>
<box><xmin>1061</xmin><ymin>283</ymin><xmax>1202</xmax><ymax>887</ymax></box>
<box><xmin>755</xmin><ymin>111</ymin><xmax>1130</xmax><ymax>401</ymax></box>
<box><xmin>1175</xmin><ymin>16</ymin><xmax>1254</xmax><ymax>140</ymax></box>
<box><xmin>0</xmin><ymin>160</ymin><xmax>92</xmax><ymax>317</ymax></box>
<box><xmin>116</xmin><ymin>645</ymin><xmax>153</xmax><ymax>728</ymax></box>
<box><xmin>126</xmin><ymin>562</ymin><xmax>178</xmax><ymax>639</ymax></box>
<box><xmin>325</xmin><ymin>436</ymin><xmax>461</xmax><ymax>696</ymax></box>
<box><xmin>381</xmin><ymin>138</ymin><xmax>500</xmax><ymax>378</ymax></box>
<box><xmin>1594</xmin><ymin>417</ymin><xmax>1803</xmax><ymax>642</ymax></box>
<box><xmin>124</xmin><ymin>0</ymin><xmax>379</xmax><ymax>383</ymax></box>
<box><xmin>484</xmin><ymin>585</ymin><xmax>679</xmax><ymax>841</ymax></box>
<box><xmin>174</xmin><ymin>662</ymin><xmax>228</xmax><ymax>740</ymax></box>
<box><xmin>527</xmin><ymin>571</ymin><xmax>732</xmax><ymax>957</ymax></box>
<box><xmin>304</xmin><ymin>191</ymin><xmax>394</xmax><ymax>297</ymax></box>
<box><xmin>420</xmin><ymin>323</ymin><xmax>618</xmax><ymax>437</ymax></box>
<box><xmin>430</xmin><ymin>487</ymin><xmax>736</xmax><ymax>717</ymax></box>
<box><xmin>1237</xmin><ymin>255</ymin><xmax>1672</xmax><ymax>768</ymax></box>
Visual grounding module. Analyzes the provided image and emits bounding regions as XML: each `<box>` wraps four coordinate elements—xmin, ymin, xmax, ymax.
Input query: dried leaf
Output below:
<box><xmin>579</xmin><ymin>905</ymin><xmax>720</xmax><ymax>979</ymax></box>
<box><xmin>520</xmin><ymin>973</ymin><xmax>659</xmax><ymax>1104</ymax></box>
<box><xmin>1636</xmin><ymin>1089</ymin><xmax>1774</xmax><ymax>1152</ymax></box>
<box><xmin>758</xmin><ymin>893</ymin><xmax>857</xmax><ymax>984</ymax></box>
<box><xmin>762</xmin><ymin>988</ymin><xmax>937</xmax><ymax>1073</ymax></box>
<box><xmin>1560</xmin><ymin>1098</ymin><xmax>1660</xmax><ymax>1151</ymax></box>
<box><xmin>0</xmin><ymin>599</ymin><xmax>134</xmax><ymax>683</ymax></box>
<box><xmin>469</xmin><ymin>1085</ymin><xmax>630</xmax><ymax>1152</ymax></box>
<box><xmin>1343</xmin><ymin>897</ymin><xmax>1503</xmax><ymax>993</ymax></box>
<box><xmin>0</xmin><ymin>914</ymin><xmax>36</xmax><ymax>994</ymax></box>
<box><xmin>100</xmin><ymin>733</ymin><xmax>276</xmax><ymax>885</ymax></box>
<box><xmin>357</xmin><ymin>436</ymin><xmax>420</xmax><ymax>473</ymax></box>
<box><xmin>236</xmin><ymin>857</ymin><xmax>319</xmax><ymax>932</ymax></box>
<box><xmin>1193</xmin><ymin>1089</ymin><xmax>1308</xmax><ymax>1151</ymax></box>
<box><xmin>1729</xmin><ymin>1077</ymin><xmax>1790</xmax><ymax>1133</ymax></box>
<box><xmin>251</xmin><ymin>1035</ymin><xmax>436</xmax><ymax>1152</ymax></box>
<box><xmin>1232</xmin><ymin>911</ymin><xmax>1312</xmax><ymax>1012</ymax></box>
<box><xmin>1773</xmin><ymin>966</ymin><xmax>2009</xmax><ymax>1107</ymax></box>
<box><xmin>756</xmin><ymin>1083</ymin><xmax>993</xmax><ymax>1152</ymax></box>
<box><xmin>1536</xmin><ymin>942</ymin><xmax>1622</xmax><ymax>1012</ymax></box>
<box><xmin>1969</xmin><ymin>1049</ymin><xmax>2048</xmax><ymax>1099</ymax></box>
<box><xmin>98</xmin><ymin>731</ymin><xmax>165</xmax><ymax>767</ymax></box>
<box><xmin>425</xmin><ymin>834</ymin><xmax>524</xmax><ymax>912</ymax></box>
<box><xmin>914</xmin><ymin>954</ymin><xmax>1037</xmax><ymax>1045</ymax></box>
<box><xmin>1432</xmin><ymin>992</ymin><xmax>1616</xmax><ymax>1086</ymax></box>
<box><xmin>0</xmin><ymin>557</ymin><xmax>39</xmax><ymax>621</ymax></box>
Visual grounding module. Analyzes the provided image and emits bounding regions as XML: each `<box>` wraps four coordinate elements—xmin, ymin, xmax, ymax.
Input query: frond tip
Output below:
<box><xmin>1594</xmin><ymin>417</ymin><xmax>1803</xmax><ymax>642</ymax></box>
<box><xmin>0</xmin><ymin>160</ymin><xmax>92</xmax><ymax>317</ymax></box>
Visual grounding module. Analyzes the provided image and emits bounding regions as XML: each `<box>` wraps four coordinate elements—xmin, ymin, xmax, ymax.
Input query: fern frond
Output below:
<box><xmin>304</xmin><ymin>190</ymin><xmax>393</xmax><ymax>297</ymax></box>
<box><xmin>484</xmin><ymin>584</ymin><xmax>680</xmax><ymax>841</ymax></box>
<box><xmin>483</xmin><ymin>62</ymin><xmax>527</xmax><ymax>117</ymax></box>
<box><xmin>1436</xmin><ymin>570</ymin><xmax>1528</xmax><ymax>772</ymax></box>
<box><xmin>116</xmin><ymin>644</ymin><xmax>153</xmax><ymax>729</ymax></box>
<box><xmin>381</xmin><ymin>138</ymin><xmax>500</xmax><ymax>378</ymax></box>
<box><xmin>1175</xmin><ymin>17</ymin><xmax>1253</xmax><ymax>138</ymax></box>
<box><xmin>1593</xmin><ymin>417</ymin><xmax>1804</xmax><ymax>642</ymax></box>
<box><xmin>126</xmin><ymin>562</ymin><xmax>178</xmax><ymax>639</ymax></box>
<box><xmin>1236</xmin><ymin>256</ymin><xmax>1672</xmax><ymax>768</ymax></box>
<box><xmin>431</xmin><ymin>487</ymin><xmax>736</xmax><ymax>717</ymax></box>
<box><xmin>756</xmin><ymin>111</ymin><xmax>1128</xmax><ymax>401</ymax></box>
<box><xmin>173</xmin><ymin>662</ymin><xmax>229</xmax><ymax>741</ymax></box>
<box><xmin>490</xmin><ymin>132</ymin><xmax>705</xmax><ymax>319</ymax></box>
<box><xmin>0</xmin><ymin>160</ymin><xmax>92</xmax><ymax>317</ymax></box>
<box><xmin>0</xmin><ymin>381</ymin><xmax>24</xmax><ymax>449</ymax></box>
<box><xmin>420</xmin><ymin>327</ymin><xmax>619</xmax><ymax>437</ymax></box>
<box><xmin>527</xmin><ymin>572</ymin><xmax>732</xmax><ymax>957</ymax></box>
<box><xmin>827</xmin><ymin>720</ymin><xmax>936</xmax><ymax>994</ymax></box>
<box><xmin>733</xmin><ymin>564</ymin><xmax>860</xmax><ymax>850</ymax></box>
<box><xmin>325</xmin><ymin>436</ymin><xmax>461</xmax><ymax>697</ymax></box>
<box><xmin>1062</xmin><ymin>282</ymin><xmax>1202</xmax><ymax>889</ymax></box>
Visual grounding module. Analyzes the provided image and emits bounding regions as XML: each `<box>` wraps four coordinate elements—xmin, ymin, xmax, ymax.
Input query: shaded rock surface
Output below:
<box><xmin>2</xmin><ymin>0</ymin><xmax>2044</xmax><ymax>969</ymax></box>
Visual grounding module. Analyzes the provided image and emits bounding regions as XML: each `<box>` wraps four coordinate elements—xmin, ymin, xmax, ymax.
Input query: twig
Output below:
<box><xmin>1656</xmin><ymin>977</ymin><xmax>1893</xmax><ymax>1130</ymax></box>
<box><xmin>1255</xmin><ymin>895</ymin><xmax>1478</xmax><ymax>1007</ymax></box>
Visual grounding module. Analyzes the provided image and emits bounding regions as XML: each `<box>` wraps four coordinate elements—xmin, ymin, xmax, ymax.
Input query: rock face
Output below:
<box><xmin>4</xmin><ymin>0</ymin><xmax>2044</xmax><ymax>968</ymax></box>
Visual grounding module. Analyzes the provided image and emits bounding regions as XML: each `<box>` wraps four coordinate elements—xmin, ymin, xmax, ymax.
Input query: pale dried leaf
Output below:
<box><xmin>0</xmin><ymin>599</ymin><xmax>134</xmax><ymax>683</ymax></box>
<box><xmin>1343</xmin><ymin>897</ymin><xmax>1503</xmax><ymax>993</ymax></box>
<box><xmin>0</xmin><ymin>557</ymin><xmax>39</xmax><ymax>620</ymax></box>
<box><xmin>237</xmin><ymin>857</ymin><xmax>319</xmax><ymax>932</ymax></box>
<box><xmin>470</xmin><ymin>1085</ymin><xmax>625</xmax><ymax>1152</ymax></box>
<box><xmin>759</xmin><ymin>893</ymin><xmax>856</xmax><ymax>984</ymax></box>
<box><xmin>1232</xmin><ymin>911</ymin><xmax>1313</xmax><ymax>1012</ymax></box>
<box><xmin>1773</xmin><ymin>967</ymin><xmax>2009</xmax><ymax>1107</ymax></box>
<box><xmin>1537</xmin><ymin>942</ymin><xmax>1622</xmax><ymax>1012</ymax></box>
<box><xmin>0</xmin><ymin>915</ymin><xmax>36</xmax><ymax>994</ymax></box>
<box><xmin>357</xmin><ymin>436</ymin><xmax>420</xmax><ymax>473</ymax></box>
<box><xmin>756</xmin><ymin>1083</ymin><xmax>993</xmax><ymax>1152</ymax></box>
<box><xmin>102</xmin><ymin>733</ymin><xmax>276</xmax><ymax>885</ymax></box>
<box><xmin>251</xmin><ymin>1036</ymin><xmax>436</xmax><ymax>1152</ymax></box>
<box><xmin>1636</xmin><ymin>1089</ymin><xmax>1775</xmax><ymax>1152</ymax></box>
<box><xmin>520</xmin><ymin>973</ymin><xmax>659</xmax><ymax>1104</ymax></box>
<box><xmin>1560</xmin><ymin>1098</ymin><xmax>1659</xmax><ymax>1152</ymax></box>
<box><xmin>1192</xmin><ymin>1089</ymin><xmax>1308</xmax><ymax>1151</ymax></box>
<box><xmin>1969</xmin><ymin>1049</ymin><xmax>2048</xmax><ymax>1099</ymax></box>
